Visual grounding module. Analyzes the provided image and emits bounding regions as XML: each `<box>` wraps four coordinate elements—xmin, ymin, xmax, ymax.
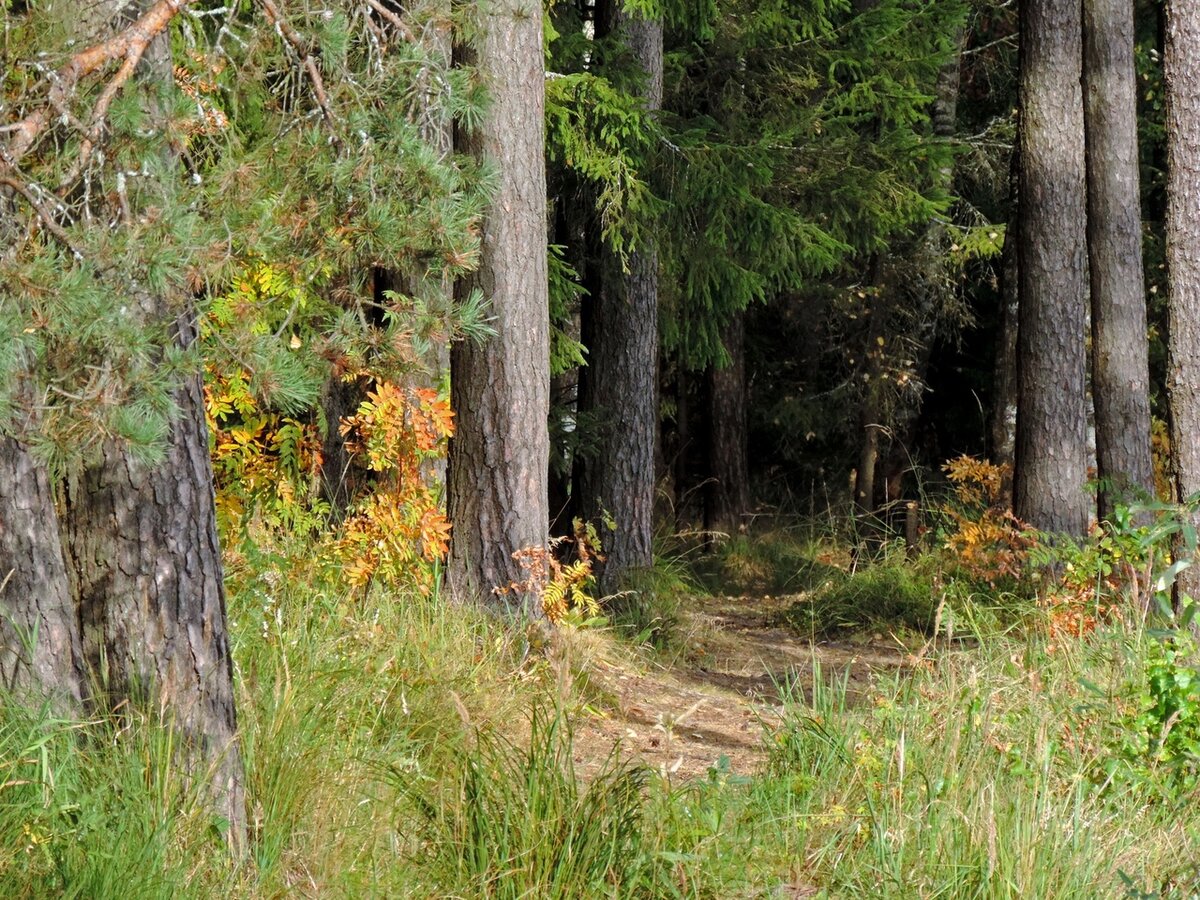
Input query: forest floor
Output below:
<box><xmin>571</xmin><ymin>592</ymin><xmax>911</xmax><ymax>780</ymax></box>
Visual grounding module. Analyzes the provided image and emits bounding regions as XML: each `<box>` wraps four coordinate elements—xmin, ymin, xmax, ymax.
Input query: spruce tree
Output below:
<box><xmin>573</xmin><ymin>0</ymin><xmax>664</xmax><ymax>594</ymax></box>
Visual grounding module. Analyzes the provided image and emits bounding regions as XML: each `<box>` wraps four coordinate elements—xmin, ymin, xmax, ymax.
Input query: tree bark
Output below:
<box><xmin>62</xmin><ymin>312</ymin><xmax>244</xmax><ymax>839</ymax></box>
<box><xmin>0</xmin><ymin>435</ymin><xmax>85</xmax><ymax>709</ymax></box>
<box><xmin>1165</xmin><ymin>0</ymin><xmax>1200</xmax><ymax>602</ymax></box>
<box><xmin>1014</xmin><ymin>0</ymin><xmax>1091</xmax><ymax>537</ymax></box>
<box><xmin>576</xmin><ymin>4</ymin><xmax>662</xmax><ymax>594</ymax></box>
<box><xmin>447</xmin><ymin>0</ymin><xmax>550</xmax><ymax>612</ymax></box>
<box><xmin>1084</xmin><ymin>0</ymin><xmax>1153</xmax><ymax>521</ymax></box>
<box><xmin>705</xmin><ymin>313</ymin><xmax>750</xmax><ymax>536</ymax></box>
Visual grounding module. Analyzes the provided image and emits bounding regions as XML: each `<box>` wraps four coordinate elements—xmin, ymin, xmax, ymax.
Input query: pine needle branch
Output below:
<box><xmin>3</xmin><ymin>0</ymin><xmax>192</xmax><ymax>167</ymax></box>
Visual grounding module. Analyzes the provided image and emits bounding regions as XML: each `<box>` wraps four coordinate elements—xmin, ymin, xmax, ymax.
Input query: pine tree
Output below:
<box><xmin>1014</xmin><ymin>0</ymin><xmax>1091</xmax><ymax>536</ymax></box>
<box><xmin>1</xmin><ymin>0</ymin><xmax>489</xmax><ymax>840</ymax></box>
<box><xmin>1084</xmin><ymin>0</ymin><xmax>1153</xmax><ymax>520</ymax></box>
<box><xmin>447</xmin><ymin>0</ymin><xmax>552</xmax><ymax>611</ymax></box>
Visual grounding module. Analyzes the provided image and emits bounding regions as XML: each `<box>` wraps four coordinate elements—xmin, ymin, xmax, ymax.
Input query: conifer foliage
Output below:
<box><xmin>1</xmin><ymin>0</ymin><xmax>490</xmax><ymax>840</ymax></box>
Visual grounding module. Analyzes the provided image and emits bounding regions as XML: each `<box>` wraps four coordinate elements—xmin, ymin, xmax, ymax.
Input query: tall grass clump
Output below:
<box><xmin>0</xmin><ymin>701</ymin><xmax>230</xmax><ymax>898</ymax></box>
<box><xmin>393</xmin><ymin>705</ymin><xmax>657</xmax><ymax>898</ymax></box>
<box><xmin>784</xmin><ymin>551</ymin><xmax>941</xmax><ymax>637</ymax></box>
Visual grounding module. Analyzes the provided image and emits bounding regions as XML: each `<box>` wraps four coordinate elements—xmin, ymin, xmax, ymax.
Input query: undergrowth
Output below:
<box><xmin>6</xmin><ymin>481</ymin><xmax>1200</xmax><ymax>895</ymax></box>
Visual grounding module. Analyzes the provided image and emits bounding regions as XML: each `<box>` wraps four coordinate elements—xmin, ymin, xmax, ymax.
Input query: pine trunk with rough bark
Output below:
<box><xmin>0</xmin><ymin>435</ymin><xmax>85</xmax><ymax>708</ymax></box>
<box><xmin>1084</xmin><ymin>0</ymin><xmax>1153</xmax><ymax>521</ymax></box>
<box><xmin>1166</xmin><ymin>0</ymin><xmax>1200</xmax><ymax>602</ymax></box>
<box><xmin>62</xmin><ymin>312</ymin><xmax>244</xmax><ymax>838</ymax></box>
<box><xmin>705</xmin><ymin>314</ymin><xmax>750</xmax><ymax>536</ymax></box>
<box><xmin>1014</xmin><ymin>0</ymin><xmax>1091</xmax><ymax>536</ymax></box>
<box><xmin>576</xmin><ymin>2</ymin><xmax>662</xmax><ymax>594</ymax></box>
<box><xmin>447</xmin><ymin>0</ymin><xmax>550</xmax><ymax>611</ymax></box>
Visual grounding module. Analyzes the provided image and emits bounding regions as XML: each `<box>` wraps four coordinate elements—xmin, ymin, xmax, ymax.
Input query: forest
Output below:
<box><xmin>3</xmin><ymin>0</ymin><xmax>1200</xmax><ymax>894</ymax></box>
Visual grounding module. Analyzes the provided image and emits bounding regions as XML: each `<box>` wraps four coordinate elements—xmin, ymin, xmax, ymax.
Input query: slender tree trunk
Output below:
<box><xmin>576</xmin><ymin>4</ymin><xmax>662</xmax><ymax>594</ymax></box>
<box><xmin>0</xmin><ymin>435</ymin><xmax>85</xmax><ymax>709</ymax></box>
<box><xmin>705</xmin><ymin>313</ymin><xmax>750</xmax><ymax>535</ymax></box>
<box><xmin>62</xmin><ymin>313</ymin><xmax>244</xmax><ymax>839</ymax></box>
<box><xmin>447</xmin><ymin>0</ymin><xmax>550</xmax><ymax>612</ymax></box>
<box><xmin>319</xmin><ymin>372</ymin><xmax>359</xmax><ymax>517</ymax></box>
<box><xmin>1084</xmin><ymin>0</ymin><xmax>1153</xmax><ymax>521</ymax></box>
<box><xmin>670</xmin><ymin>366</ymin><xmax>693</xmax><ymax>528</ymax></box>
<box><xmin>992</xmin><ymin>147</ymin><xmax>1020</xmax><ymax>508</ymax></box>
<box><xmin>1014</xmin><ymin>0</ymin><xmax>1091</xmax><ymax>536</ymax></box>
<box><xmin>854</xmin><ymin>258</ymin><xmax>886</xmax><ymax>520</ymax></box>
<box><xmin>1165</xmin><ymin>0</ymin><xmax>1200</xmax><ymax>602</ymax></box>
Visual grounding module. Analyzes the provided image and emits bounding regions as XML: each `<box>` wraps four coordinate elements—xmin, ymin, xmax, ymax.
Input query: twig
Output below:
<box><xmin>259</xmin><ymin>0</ymin><xmax>341</xmax><ymax>145</ymax></box>
<box><xmin>364</xmin><ymin>0</ymin><xmax>416</xmax><ymax>44</ymax></box>
<box><xmin>0</xmin><ymin>175</ymin><xmax>83</xmax><ymax>257</ymax></box>
<box><xmin>4</xmin><ymin>0</ymin><xmax>192</xmax><ymax>167</ymax></box>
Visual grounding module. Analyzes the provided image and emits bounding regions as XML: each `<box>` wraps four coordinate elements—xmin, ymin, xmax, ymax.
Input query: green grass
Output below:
<box><xmin>3</xmin><ymin>537</ymin><xmax>1199</xmax><ymax>897</ymax></box>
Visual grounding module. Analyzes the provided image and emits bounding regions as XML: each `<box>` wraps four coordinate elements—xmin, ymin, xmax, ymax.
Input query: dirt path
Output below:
<box><xmin>570</xmin><ymin>593</ymin><xmax>911</xmax><ymax>780</ymax></box>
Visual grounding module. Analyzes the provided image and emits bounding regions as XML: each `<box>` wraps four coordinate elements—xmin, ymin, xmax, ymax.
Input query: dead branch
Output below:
<box><xmin>0</xmin><ymin>175</ymin><xmax>83</xmax><ymax>257</ymax></box>
<box><xmin>364</xmin><ymin>0</ymin><xmax>416</xmax><ymax>44</ymax></box>
<box><xmin>5</xmin><ymin>0</ymin><xmax>192</xmax><ymax>167</ymax></box>
<box><xmin>259</xmin><ymin>0</ymin><xmax>341</xmax><ymax>143</ymax></box>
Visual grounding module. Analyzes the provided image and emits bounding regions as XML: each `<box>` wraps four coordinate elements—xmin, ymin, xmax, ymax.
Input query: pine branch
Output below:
<box><xmin>259</xmin><ymin>0</ymin><xmax>342</xmax><ymax>146</ymax></box>
<box><xmin>4</xmin><ymin>0</ymin><xmax>192</xmax><ymax>167</ymax></box>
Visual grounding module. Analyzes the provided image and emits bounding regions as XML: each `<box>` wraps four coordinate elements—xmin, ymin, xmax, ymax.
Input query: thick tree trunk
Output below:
<box><xmin>40</xmin><ymin>2</ymin><xmax>246</xmax><ymax>842</ymax></box>
<box><xmin>705</xmin><ymin>313</ymin><xmax>750</xmax><ymax>536</ymax></box>
<box><xmin>576</xmin><ymin>5</ymin><xmax>662</xmax><ymax>594</ymax></box>
<box><xmin>62</xmin><ymin>312</ymin><xmax>245</xmax><ymax>842</ymax></box>
<box><xmin>1084</xmin><ymin>0</ymin><xmax>1153</xmax><ymax>521</ymax></box>
<box><xmin>1014</xmin><ymin>0</ymin><xmax>1091</xmax><ymax>537</ymax></box>
<box><xmin>0</xmin><ymin>435</ymin><xmax>85</xmax><ymax>708</ymax></box>
<box><xmin>992</xmin><ymin>147</ymin><xmax>1020</xmax><ymax>508</ymax></box>
<box><xmin>1165</xmin><ymin>0</ymin><xmax>1200</xmax><ymax>602</ymax></box>
<box><xmin>447</xmin><ymin>0</ymin><xmax>550</xmax><ymax>612</ymax></box>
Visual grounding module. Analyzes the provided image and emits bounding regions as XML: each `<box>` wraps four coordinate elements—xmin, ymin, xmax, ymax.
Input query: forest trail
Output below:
<box><xmin>570</xmin><ymin>594</ymin><xmax>911</xmax><ymax>781</ymax></box>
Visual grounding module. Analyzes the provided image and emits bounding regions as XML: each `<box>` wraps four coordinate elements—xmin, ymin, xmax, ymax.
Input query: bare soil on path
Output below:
<box><xmin>570</xmin><ymin>593</ymin><xmax>912</xmax><ymax>781</ymax></box>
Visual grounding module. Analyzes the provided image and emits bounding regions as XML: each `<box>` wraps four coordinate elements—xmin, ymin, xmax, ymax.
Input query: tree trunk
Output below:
<box><xmin>576</xmin><ymin>5</ymin><xmax>662</xmax><ymax>594</ymax></box>
<box><xmin>992</xmin><ymin>147</ymin><xmax>1020</xmax><ymax>508</ymax></box>
<box><xmin>318</xmin><ymin>372</ymin><xmax>359</xmax><ymax>517</ymax></box>
<box><xmin>1014</xmin><ymin>0</ymin><xmax>1091</xmax><ymax>537</ymax></box>
<box><xmin>62</xmin><ymin>313</ymin><xmax>244</xmax><ymax>839</ymax></box>
<box><xmin>705</xmin><ymin>313</ymin><xmax>750</xmax><ymax>536</ymax></box>
<box><xmin>854</xmin><ymin>258</ymin><xmax>887</xmax><ymax>521</ymax></box>
<box><xmin>1165</xmin><ymin>0</ymin><xmax>1200</xmax><ymax>602</ymax></box>
<box><xmin>447</xmin><ymin>0</ymin><xmax>550</xmax><ymax>612</ymax></box>
<box><xmin>1084</xmin><ymin>0</ymin><xmax>1153</xmax><ymax>521</ymax></box>
<box><xmin>0</xmin><ymin>435</ymin><xmax>85</xmax><ymax>709</ymax></box>
<box><xmin>44</xmin><ymin>3</ymin><xmax>245</xmax><ymax>842</ymax></box>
